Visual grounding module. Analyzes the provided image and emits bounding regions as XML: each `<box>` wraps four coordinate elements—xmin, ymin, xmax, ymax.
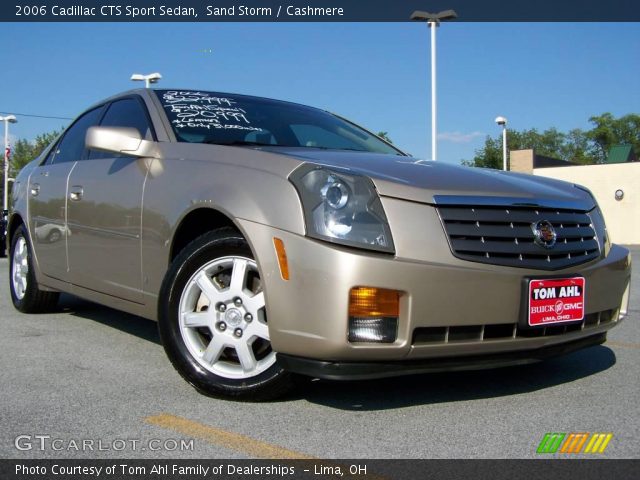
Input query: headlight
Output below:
<box><xmin>290</xmin><ymin>165</ymin><xmax>395</xmax><ymax>253</ymax></box>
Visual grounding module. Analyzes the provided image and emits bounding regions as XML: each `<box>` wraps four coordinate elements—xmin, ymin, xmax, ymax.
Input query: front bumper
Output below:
<box><xmin>277</xmin><ymin>332</ymin><xmax>607</xmax><ymax>380</ymax></box>
<box><xmin>237</xmin><ymin>198</ymin><xmax>631</xmax><ymax>363</ymax></box>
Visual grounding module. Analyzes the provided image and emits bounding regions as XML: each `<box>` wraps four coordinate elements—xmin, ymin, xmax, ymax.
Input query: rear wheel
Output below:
<box><xmin>10</xmin><ymin>224</ymin><xmax>59</xmax><ymax>313</ymax></box>
<box><xmin>158</xmin><ymin>228</ymin><xmax>293</xmax><ymax>401</ymax></box>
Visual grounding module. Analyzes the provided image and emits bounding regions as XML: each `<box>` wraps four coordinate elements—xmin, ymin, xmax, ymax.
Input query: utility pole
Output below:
<box><xmin>1</xmin><ymin>114</ymin><xmax>18</xmax><ymax>212</ymax></box>
<box><xmin>495</xmin><ymin>116</ymin><xmax>508</xmax><ymax>171</ymax></box>
<box><xmin>410</xmin><ymin>9</ymin><xmax>457</xmax><ymax>161</ymax></box>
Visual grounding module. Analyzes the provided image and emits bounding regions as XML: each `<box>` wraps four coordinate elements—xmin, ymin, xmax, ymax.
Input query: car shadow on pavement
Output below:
<box><xmin>59</xmin><ymin>294</ymin><xmax>161</xmax><ymax>345</ymax></box>
<box><xmin>297</xmin><ymin>346</ymin><xmax>617</xmax><ymax>410</ymax></box>
<box><xmin>55</xmin><ymin>294</ymin><xmax>617</xmax><ymax>409</ymax></box>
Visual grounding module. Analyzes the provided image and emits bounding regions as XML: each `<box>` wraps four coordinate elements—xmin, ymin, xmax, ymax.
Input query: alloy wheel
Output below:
<box><xmin>12</xmin><ymin>236</ymin><xmax>29</xmax><ymax>300</ymax></box>
<box><xmin>177</xmin><ymin>256</ymin><xmax>275</xmax><ymax>379</ymax></box>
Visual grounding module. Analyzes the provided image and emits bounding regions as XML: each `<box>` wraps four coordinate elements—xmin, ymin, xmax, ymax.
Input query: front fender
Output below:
<box><xmin>141</xmin><ymin>154</ymin><xmax>305</xmax><ymax>298</ymax></box>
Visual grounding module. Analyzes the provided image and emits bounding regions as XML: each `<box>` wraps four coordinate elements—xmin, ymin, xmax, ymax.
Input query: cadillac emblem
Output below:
<box><xmin>532</xmin><ymin>220</ymin><xmax>557</xmax><ymax>249</ymax></box>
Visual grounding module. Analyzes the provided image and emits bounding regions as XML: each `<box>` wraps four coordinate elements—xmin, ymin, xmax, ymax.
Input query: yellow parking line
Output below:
<box><xmin>145</xmin><ymin>413</ymin><xmax>390</xmax><ymax>479</ymax></box>
<box><xmin>145</xmin><ymin>413</ymin><xmax>314</xmax><ymax>459</ymax></box>
<box><xmin>606</xmin><ymin>340</ymin><xmax>640</xmax><ymax>350</ymax></box>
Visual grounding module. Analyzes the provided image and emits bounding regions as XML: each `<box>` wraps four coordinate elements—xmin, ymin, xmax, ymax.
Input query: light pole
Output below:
<box><xmin>411</xmin><ymin>9</ymin><xmax>457</xmax><ymax>161</ymax></box>
<box><xmin>495</xmin><ymin>116</ymin><xmax>508</xmax><ymax>171</ymax></box>
<box><xmin>1</xmin><ymin>114</ymin><xmax>17</xmax><ymax>213</ymax></box>
<box><xmin>130</xmin><ymin>72</ymin><xmax>162</xmax><ymax>88</ymax></box>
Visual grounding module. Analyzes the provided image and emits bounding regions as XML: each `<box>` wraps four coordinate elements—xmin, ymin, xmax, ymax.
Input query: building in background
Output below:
<box><xmin>605</xmin><ymin>145</ymin><xmax>638</xmax><ymax>164</ymax></box>
<box><xmin>510</xmin><ymin>148</ymin><xmax>639</xmax><ymax>245</ymax></box>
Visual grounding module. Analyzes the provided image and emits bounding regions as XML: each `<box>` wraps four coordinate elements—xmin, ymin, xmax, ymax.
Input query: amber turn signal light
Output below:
<box><xmin>349</xmin><ymin>287</ymin><xmax>400</xmax><ymax>318</ymax></box>
<box><xmin>273</xmin><ymin>237</ymin><xmax>290</xmax><ymax>281</ymax></box>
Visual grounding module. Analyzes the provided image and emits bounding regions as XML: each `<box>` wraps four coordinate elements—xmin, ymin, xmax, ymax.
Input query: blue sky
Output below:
<box><xmin>1</xmin><ymin>22</ymin><xmax>638</xmax><ymax>164</ymax></box>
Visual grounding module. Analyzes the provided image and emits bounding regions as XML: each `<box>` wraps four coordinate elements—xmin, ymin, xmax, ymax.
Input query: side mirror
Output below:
<box><xmin>85</xmin><ymin>126</ymin><xmax>160</xmax><ymax>158</ymax></box>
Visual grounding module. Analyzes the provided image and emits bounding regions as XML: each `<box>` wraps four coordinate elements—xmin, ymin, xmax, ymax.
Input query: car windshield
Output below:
<box><xmin>155</xmin><ymin>90</ymin><xmax>405</xmax><ymax>155</ymax></box>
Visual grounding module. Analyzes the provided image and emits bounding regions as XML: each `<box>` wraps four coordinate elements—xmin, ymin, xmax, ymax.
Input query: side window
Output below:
<box><xmin>101</xmin><ymin>98</ymin><xmax>154</xmax><ymax>139</ymax></box>
<box><xmin>90</xmin><ymin>98</ymin><xmax>155</xmax><ymax>159</ymax></box>
<box><xmin>41</xmin><ymin>143</ymin><xmax>58</xmax><ymax>166</ymax></box>
<box><xmin>50</xmin><ymin>106</ymin><xmax>105</xmax><ymax>164</ymax></box>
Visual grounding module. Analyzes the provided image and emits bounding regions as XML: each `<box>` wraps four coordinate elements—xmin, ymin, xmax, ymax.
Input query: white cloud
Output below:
<box><xmin>437</xmin><ymin>131</ymin><xmax>485</xmax><ymax>144</ymax></box>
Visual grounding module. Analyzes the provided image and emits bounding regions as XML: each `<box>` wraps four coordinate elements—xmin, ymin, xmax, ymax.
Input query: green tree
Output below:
<box><xmin>462</xmin><ymin>127</ymin><xmax>585</xmax><ymax>169</ymax></box>
<box><xmin>463</xmin><ymin>113</ymin><xmax>639</xmax><ymax>168</ymax></box>
<box><xmin>586</xmin><ymin>113</ymin><xmax>640</xmax><ymax>164</ymax></box>
<box><xmin>1</xmin><ymin>129</ymin><xmax>62</xmax><ymax>207</ymax></box>
<box><xmin>377</xmin><ymin>131</ymin><xmax>393</xmax><ymax>144</ymax></box>
<box><xmin>562</xmin><ymin>128</ymin><xmax>593</xmax><ymax>165</ymax></box>
<box><xmin>10</xmin><ymin>129</ymin><xmax>62</xmax><ymax>174</ymax></box>
<box><xmin>463</xmin><ymin>134</ymin><xmax>502</xmax><ymax>169</ymax></box>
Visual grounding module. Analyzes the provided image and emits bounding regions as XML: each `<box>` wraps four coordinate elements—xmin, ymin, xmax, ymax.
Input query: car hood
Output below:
<box><xmin>267</xmin><ymin>148</ymin><xmax>595</xmax><ymax>210</ymax></box>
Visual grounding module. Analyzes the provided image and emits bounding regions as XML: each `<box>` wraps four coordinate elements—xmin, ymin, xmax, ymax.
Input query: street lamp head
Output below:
<box><xmin>131</xmin><ymin>72</ymin><xmax>162</xmax><ymax>88</ymax></box>
<box><xmin>147</xmin><ymin>73</ymin><xmax>162</xmax><ymax>84</ymax></box>
<box><xmin>0</xmin><ymin>115</ymin><xmax>17</xmax><ymax>123</ymax></box>
<box><xmin>131</xmin><ymin>72</ymin><xmax>162</xmax><ymax>83</ymax></box>
<box><xmin>495</xmin><ymin>116</ymin><xmax>507</xmax><ymax>126</ymax></box>
<box><xmin>410</xmin><ymin>9</ymin><xmax>458</xmax><ymax>23</ymax></box>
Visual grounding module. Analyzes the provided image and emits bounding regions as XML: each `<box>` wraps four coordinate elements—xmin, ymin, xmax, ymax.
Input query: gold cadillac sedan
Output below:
<box><xmin>7</xmin><ymin>89</ymin><xmax>631</xmax><ymax>400</ymax></box>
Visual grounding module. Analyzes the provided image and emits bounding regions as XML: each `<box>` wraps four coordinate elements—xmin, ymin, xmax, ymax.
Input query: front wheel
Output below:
<box><xmin>158</xmin><ymin>228</ymin><xmax>293</xmax><ymax>401</ymax></box>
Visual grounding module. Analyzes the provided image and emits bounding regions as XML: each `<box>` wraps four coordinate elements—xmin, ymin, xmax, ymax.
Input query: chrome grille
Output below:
<box><xmin>437</xmin><ymin>205</ymin><xmax>599</xmax><ymax>270</ymax></box>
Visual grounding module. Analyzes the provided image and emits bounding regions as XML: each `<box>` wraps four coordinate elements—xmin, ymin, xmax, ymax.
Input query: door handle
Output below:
<box><xmin>69</xmin><ymin>186</ymin><xmax>84</xmax><ymax>202</ymax></box>
<box><xmin>30</xmin><ymin>183</ymin><xmax>40</xmax><ymax>197</ymax></box>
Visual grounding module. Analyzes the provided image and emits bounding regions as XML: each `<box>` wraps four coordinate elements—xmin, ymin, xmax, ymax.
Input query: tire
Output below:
<box><xmin>47</xmin><ymin>229</ymin><xmax>61</xmax><ymax>244</ymax></box>
<box><xmin>158</xmin><ymin>228</ymin><xmax>293</xmax><ymax>401</ymax></box>
<box><xmin>10</xmin><ymin>224</ymin><xmax>60</xmax><ymax>313</ymax></box>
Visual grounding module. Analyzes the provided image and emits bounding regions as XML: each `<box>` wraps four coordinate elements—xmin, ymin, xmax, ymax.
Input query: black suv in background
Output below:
<box><xmin>0</xmin><ymin>209</ymin><xmax>7</xmax><ymax>257</ymax></box>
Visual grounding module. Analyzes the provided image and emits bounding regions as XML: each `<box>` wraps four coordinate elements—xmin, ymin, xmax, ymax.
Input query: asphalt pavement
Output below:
<box><xmin>1</xmin><ymin>248</ymin><xmax>638</xmax><ymax>459</ymax></box>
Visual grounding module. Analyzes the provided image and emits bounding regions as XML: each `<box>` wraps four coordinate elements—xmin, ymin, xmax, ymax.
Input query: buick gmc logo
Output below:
<box><xmin>532</xmin><ymin>220</ymin><xmax>557</xmax><ymax>248</ymax></box>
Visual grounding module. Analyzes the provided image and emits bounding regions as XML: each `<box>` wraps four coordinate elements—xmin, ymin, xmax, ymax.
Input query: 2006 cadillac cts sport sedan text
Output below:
<box><xmin>7</xmin><ymin>89</ymin><xmax>631</xmax><ymax>400</ymax></box>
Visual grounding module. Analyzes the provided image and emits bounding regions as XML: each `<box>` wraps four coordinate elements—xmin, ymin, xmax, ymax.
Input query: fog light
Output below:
<box><xmin>349</xmin><ymin>317</ymin><xmax>398</xmax><ymax>343</ymax></box>
<box><xmin>348</xmin><ymin>287</ymin><xmax>400</xmax><ymax>343</ymax></box>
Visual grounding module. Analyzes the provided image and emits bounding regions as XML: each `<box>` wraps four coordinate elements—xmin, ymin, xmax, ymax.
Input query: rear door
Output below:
<box><xmin>66</xmin><ymin>96</ymin><xmax>156</xmax><ymax>303</ymax></box>
<box><xmin>28</xmin><ymin>106</ymin><xmax>105</xmax><ymax>281</ymax></box>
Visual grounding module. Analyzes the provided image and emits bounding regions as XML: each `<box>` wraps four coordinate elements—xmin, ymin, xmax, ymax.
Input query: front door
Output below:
<box><xmin>28</xmin><ymin>106</ymin><xmax>105</xmax><ymax>281</ymax></box>
<box><xmin>66</xmin><ymin>97</ymin><xmax>156</xmax><ymax>303</ymax></box>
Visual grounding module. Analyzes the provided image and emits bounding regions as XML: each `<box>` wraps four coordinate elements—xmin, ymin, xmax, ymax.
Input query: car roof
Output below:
<box><xmin>74</xmin><ymin>88</ymin><xmax>328</xmax><ymax>127</ymax></box>
<box><xmin>94</xmin><ymin>88</ymin><xmax>323</xmax><ymax>111</ymax></box>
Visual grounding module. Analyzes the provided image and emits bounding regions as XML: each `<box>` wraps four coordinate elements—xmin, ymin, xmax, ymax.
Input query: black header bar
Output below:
<box><xmin>2</xmin><ymin>459</ymin><xmax>639</xmax><ymax>480</ymax></box>
<box><xmin>5</xmin><ymin>0</ymin><xmax>640</xmax><ymax>22</ymax></box>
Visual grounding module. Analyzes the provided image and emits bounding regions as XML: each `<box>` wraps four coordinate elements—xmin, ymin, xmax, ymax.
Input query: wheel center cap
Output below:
<box><xmin>224</xmin><ymin>308</ymin><xmax>243</xmax><ymax>327</ymax></box>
